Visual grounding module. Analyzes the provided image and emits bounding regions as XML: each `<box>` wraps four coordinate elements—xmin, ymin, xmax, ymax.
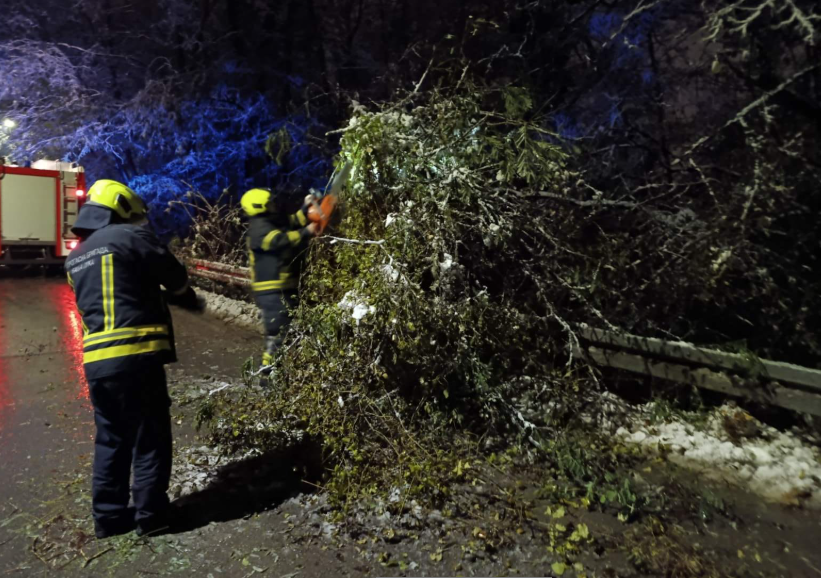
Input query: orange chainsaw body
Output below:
<box><xmin>307</xmin><ymin>194</ymin><xmax>338</xmax><ymax>233</ymax></box>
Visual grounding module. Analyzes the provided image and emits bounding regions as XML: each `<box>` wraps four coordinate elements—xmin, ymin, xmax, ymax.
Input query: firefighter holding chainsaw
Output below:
<box><xmin>241</xmin><ymin>188</ymin><xmax>318</xmax><ymax>375</ymax></box>
<box><xmin>242</xmin><ymin>164</ymin><xmax>350</xmax><ymax>377</ymax></box>
<box><xmin>66</xmin><ymin>179</ymin><xmax>204</xmax><ymax>538</ymax></box>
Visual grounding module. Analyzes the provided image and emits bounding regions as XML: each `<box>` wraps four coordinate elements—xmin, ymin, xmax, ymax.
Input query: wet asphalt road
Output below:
<box><xmin>0</xmin><ymin>273</ymin><xmax>368</xmax><ymax>578</ymax></box>
<box><xmin>0</xmin><ymin>273</ymin><xmax>262</xmax><ymax>487</ymax></box>
<box><xmin>0</xmin><ymin>275</ymin><xmax>94</xmax><ymax>572</ymax></box>
<box><xmin>0</xmin><ymin>274</ymin><xmax>261</xmax><ymax>573</ymax></box>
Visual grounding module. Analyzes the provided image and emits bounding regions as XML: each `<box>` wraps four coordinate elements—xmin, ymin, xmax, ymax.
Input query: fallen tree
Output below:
<box><xmin>197</xmin><ymin>47</ymin><xmax>819</xmax><ymax>511</ymax></box>
<box><xmin>198</xmin><ymin>73</ymin><xmax>592</xmax><ymax>504</ymax></box>
<box><xmin>191</xmin><ymin>3</ymin><xmax>820</xmax><ymax>571</ymax></box>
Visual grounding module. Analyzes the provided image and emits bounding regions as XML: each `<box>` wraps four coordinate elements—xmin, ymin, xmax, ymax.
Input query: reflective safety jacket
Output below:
<box><xmin>65</xmin><ymin>223</ymin><xmax>189</xmax><ymax>380</ymax></box>
<box><xmin>247</xmin><ymin>209</ymin><xmax>312</xmax><ymax>295</ymax></box>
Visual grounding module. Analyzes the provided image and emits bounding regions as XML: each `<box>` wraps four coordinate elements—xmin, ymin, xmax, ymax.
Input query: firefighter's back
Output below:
<box><xmin>66</xmin><ymin>223</ymin><xmax>185</xmax><ymax>380</ymax></box>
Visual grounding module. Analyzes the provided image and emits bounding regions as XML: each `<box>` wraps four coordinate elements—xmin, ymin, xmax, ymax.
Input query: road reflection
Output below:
<box><xmin>0</xmin><ymin>283</ymin><xmax>10</xmax><ymax>435</ymax></box>
<box><xmin>48</xmin><ymin>281</ymin><xmax>89</xmax><ymax>402</ymax></box>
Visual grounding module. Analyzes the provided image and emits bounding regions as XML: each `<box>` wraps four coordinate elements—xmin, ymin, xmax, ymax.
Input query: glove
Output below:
<box><xmin>305</xmin><ymin>189</ymin><xmax>320</xmax><ymax>206</ymax></box>
<box><xmin>167</xmin><ymin>286</ymin><xmax>206</xmax><ymax>313</ymax></box>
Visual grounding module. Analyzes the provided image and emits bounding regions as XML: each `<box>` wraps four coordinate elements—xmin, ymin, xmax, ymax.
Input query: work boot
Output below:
<box><xmin>135</xmin><ymin>508</ymin><xmax>174</xmax><ymax>538</ymax></box>
<box><xmin>258</xmin><ymin>352</ymin><xmax>275</xmax><ymax>386</ymax></box>
<box><xmin>135</xmin><ymin>518</ymin><xmax>170</xmax><ymax>538</ymax></box>
<box><xmin>94</xmin><ymin>508</ymin><xmax>137</xmax><ymax>539</ymax></box>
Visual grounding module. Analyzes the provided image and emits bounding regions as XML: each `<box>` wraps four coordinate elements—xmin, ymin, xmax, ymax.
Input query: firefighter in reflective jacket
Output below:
<box><xmin>65</xmin><ymin>179</ymin><xmax>203</xmax><ymax>538</ymax></box>
<box><xmin>241</xmin><ymin>188</ymin><xmax>318</xmax><ymax>373</ymax></box>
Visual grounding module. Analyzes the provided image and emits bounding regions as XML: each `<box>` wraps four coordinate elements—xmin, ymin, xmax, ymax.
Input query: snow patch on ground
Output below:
<box><xmin>603</xmin><ymin>396</ymin><xmax>821</xmax><ymax>507</ymax></box>
<box><xmin>169</xmin><ymin>444</ymin><xmax>259</xmax><ymax>499</ymax></box>
<box><xmin>169</xmin><ymin>445</ymin><xmax>226</xmax><ymax>499</ymax></box>
<box><xmin>199</xmin><ymin>287</ymin><xmax>260</xmax><ymax>332</ymax></box>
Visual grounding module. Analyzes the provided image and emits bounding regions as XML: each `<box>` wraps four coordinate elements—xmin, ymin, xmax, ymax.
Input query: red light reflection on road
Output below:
<box><xmin>0</xmin><ymin>285</ymin><xmax>11</xmax><ymax>434</ymax></box>
<box><xmin>48</xmin><ymin>282</ymin><xmax>89</xmax><ymax>402</ymax></box>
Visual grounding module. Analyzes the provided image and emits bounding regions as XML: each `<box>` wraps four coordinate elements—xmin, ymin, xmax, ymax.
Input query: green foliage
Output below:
<box><xmin>502</xmin><ymin>87</ymin><xmax>534</xmax><ymax>119</ymax></box>
<box><xmin>539</xmin><ymin>432</ymin><xmax>644</xmax><ymax>517</ymax></box>
<box><xmin>200</xmin><ymin>70</ymin><xmax>583</xmax><ymax>508</ymax></box>
<box><xmin>198</xmin><ymin>0</ymin><xmax>821</xmax><ymax>514</ymax></box>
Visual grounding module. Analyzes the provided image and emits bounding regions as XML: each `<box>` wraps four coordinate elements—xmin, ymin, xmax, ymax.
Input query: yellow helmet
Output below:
<box><xmin>86</xmin><ymin>179</ymin><xmax>148</xmax><ymax>221</ymax></box>
<box><xmin>241</xmin><ymin>188</ymin><xmax>275</xmax><ymax>217</ymax></box>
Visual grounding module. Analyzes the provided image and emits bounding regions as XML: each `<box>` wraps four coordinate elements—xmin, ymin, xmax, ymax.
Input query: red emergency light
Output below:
<box><xmin>75</xmin><ymin>189</ymin><xmax>85</xmax><ymax>197</ymax></box>
<box><xmin>67</xmin><ymin>240</ymin><xmax>78</xmax><ymax>250</ymax></box>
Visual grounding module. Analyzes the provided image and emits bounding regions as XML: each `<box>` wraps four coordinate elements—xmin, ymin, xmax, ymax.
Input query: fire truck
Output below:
<box><xmin>0</xmin><ymin>160</ymin><xmax>87</xmax><ymax>264</ymax></box>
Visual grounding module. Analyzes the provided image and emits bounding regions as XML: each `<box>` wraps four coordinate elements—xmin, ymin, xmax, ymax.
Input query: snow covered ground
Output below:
<box><xmin>601</xmin><ymin>394</ymin><xmax>821</xmax><ymax>508</ymax></box>
<box><xmin>169</xmin><ymin>444</ymin><xmax>231</xmax><ymax>499</ymax></box>
<box><xmin>199</xmin><ymin>287</ymin><xmax>260</xmax><ymax>332</ymax></box>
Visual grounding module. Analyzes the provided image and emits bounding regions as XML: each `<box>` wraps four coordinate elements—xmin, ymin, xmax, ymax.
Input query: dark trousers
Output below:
<box><xmin>255</xmin><ymin>290</ymin><xmax>298</xmax><ymax>357</ymax></box>
<box><xmin>87</xmin><ymin>364</ymin><xmax>172</xmax><ymax>531</ymax></box>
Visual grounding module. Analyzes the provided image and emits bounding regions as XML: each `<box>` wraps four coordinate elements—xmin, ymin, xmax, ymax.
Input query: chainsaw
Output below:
<box><xmin>307</xmin><ymin>161</ymin><xmax>352</xmax><ymax>234</ymax></box>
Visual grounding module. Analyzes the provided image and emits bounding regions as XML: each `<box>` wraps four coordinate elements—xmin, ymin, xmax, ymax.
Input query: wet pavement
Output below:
<box><xmin>0</xmin><ymin>275</ymin><xmax>94</xmax><ymax>573</ymax></box>
<box><xmin>0</xmin><ymin>274</ymin><xmax>324</xmax><ymax>577</ymax></box>
<box><xmin>0</xmin><ymin>274</ymin><xmax>260</xmax><ymax>493</ymax></box>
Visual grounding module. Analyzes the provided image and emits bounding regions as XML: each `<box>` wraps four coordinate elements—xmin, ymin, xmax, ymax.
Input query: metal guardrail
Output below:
<box><xmin>577</xmin><ymin>324</ymin><xmax>821</xmax><ymax>417</ymax></box>
<box><xmin>188</xmin><ymin>258</ymin><xmax>250</xmax><ymax>287</ymax></box>
<box><xmin>190</xmin><ymin>258</ymin><xmax>821</xmax><ymax>417</ymax></box>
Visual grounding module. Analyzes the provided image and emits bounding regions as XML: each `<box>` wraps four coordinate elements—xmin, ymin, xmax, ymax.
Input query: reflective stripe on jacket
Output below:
<box><xmin>65</xmin><ymin>223</ymin><xmax>189</xmax><ymax>380</ymax></box>
<box><xmin>247</xmin><ymin>210</ymin><xmax>311</xmax><ymax>294</ymax></box>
